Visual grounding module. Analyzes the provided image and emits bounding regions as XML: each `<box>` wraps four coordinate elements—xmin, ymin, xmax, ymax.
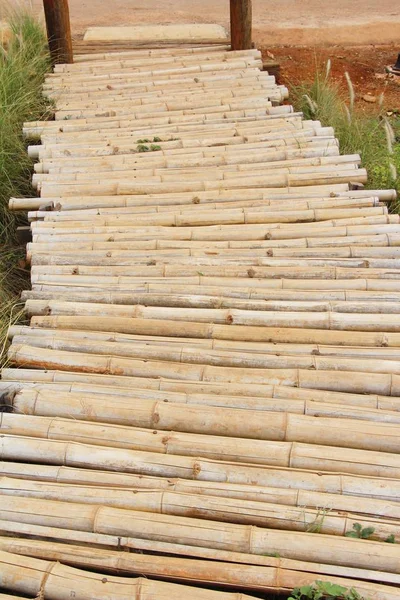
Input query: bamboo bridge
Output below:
<box><xmin>1</xmin><ymin>34</ymin><xmax>400</xmax><ymax>600</ymax></box>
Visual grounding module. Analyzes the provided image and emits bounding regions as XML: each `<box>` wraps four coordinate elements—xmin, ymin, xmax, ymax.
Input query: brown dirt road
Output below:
<box><xmin>30</xmin><ymin>0</ymin><xmax>400</xmax><ymax>45</ymax></box>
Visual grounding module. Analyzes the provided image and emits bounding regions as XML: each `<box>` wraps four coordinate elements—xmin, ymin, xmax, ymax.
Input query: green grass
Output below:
<box><xmin>0</xmin><ymin>7</ymin><xmax>51</xmax><ymax>365</ymax></box>
<box><xmin>290</xmin><ymin>63</ymin><xmax>400</xmax><ymax>202</ymax></box>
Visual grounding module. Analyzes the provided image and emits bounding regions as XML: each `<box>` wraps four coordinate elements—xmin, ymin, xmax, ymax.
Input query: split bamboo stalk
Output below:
<box><xmin>3</xmin><ymin>537</ymin><xmax>400</xmax><ymax>598</ymax></box>
<box><xmin>4</xmin><ymin>458</ymin><xmax>400</xmax><ymax>518</ymax></box>
<box><xmin>32</xmin><ymin>165</ymin><xmax>364</xmax><ymax>192</ymax></box>
<box><xmin>8</xmin><ymin>387</ymin><xmax>400</xmax><ymax>451</ymax></box>
<box><xmin>5</xmin><ymin>456</ymin><xmax>400</xmax><ymax>507</ymax></box>
<box><xmin>6</xmin><ymin>367</ymin><xmax>400</xmax><ymax>412</ymax></box>
<box><xmin>10</xmin><ymin>344</ymin><xmax>400</xmax><ymax>396</ymax></box>
<box><xmin>11</xmin><ymin>183</ymin><xmax>357</xmax><ymax>211</ymax></box>
<box><xmin>2</xmin><ymin>477</ymin><xmax>400</xmax><ymax>540</ymax></box>
<box><xmin>0</xmin><ymin>549</ymin><xmax>257</xmax><ymax>600</ymax></box>
<box><xmin>11</xmin><ymin>325</ymin><xmax>400</xmax><ymax>360</ymax></box>
<box><xmin>22</xmin><ymin>284</ymin><xmax>400</xmax><ymax>305</ymax></box>
<box><xmin>29</xmin><ymin>205</ymin><xmax>379</xmax><ymax>229</ymax></box>
<box><xmin>37</xmin><ymin>169</ymin><xmax>367</xmax><ymax>197</ymax></box>
<box><xmin>31</xmin><ymin>218</ymin><xmax>398</xmax><ymax>241</ymax></box>
<box><xmin>11</xmin><ymin>333</ymin><xmax>400</xmax><ymax>376</ymax></box>
<box><xmin>29</xmin><ymin>256</ymin><xmax>400</xmax><ymax>272</ymax></box>
<box><xmin>32</xmin><ymin>133</ymin><xmax>335</xmax><ymax>159</ymax></box>
<box><xmin>3</xmin><ymin>432</ymin><xmax>400</xmax><ymax>491</ymax></box>
<box><xmin>36</xmin><ymin>146</ymin><xmax>342</xmax><ymax>177</ymax></box>
<box><xmin>25</xmin><ymin>314</ymin><xmax>400</xmax><ymax>347</ymax></box>
<box><xmin>6</xmin><ymin>397</ymin><xmax>400</xmax><ymax>462</ymax></box>
<box><xmin>3</xmin><ymin>496</ymin><xmax>400</xmax><ymax>573</ymax></box>
<box><xmin>27</xmin><ymin>275</ymin><xmax>400</xmax><ymax>293</ymax></box>
<box><xmin>12</xmin><ymin>186</ymin><xmax>394</xmax><ymax>212</ymax></box>
<box><xmin>22</xmin><ymin>300</ymin><xmax>400</xmax><ymax>332</ymax></box>
<box><xmin>28</xmin><ymin>199</ymin><xmax>377</xmax><ymax>223</ymax></box>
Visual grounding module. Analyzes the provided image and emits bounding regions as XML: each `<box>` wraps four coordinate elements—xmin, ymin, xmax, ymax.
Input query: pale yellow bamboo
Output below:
<box><xmin>3</xmin><ymin>497</ymin><xmax>400</xmax><ymax>574</ymax></box>
<box><xmin>9</xmin><ymin>344</ymin><xmax>400</xmax><ymax>396</ymax></box>
<box><xmin>12</xmin><ymin>186</ymin><xmax>393</xmax><ymax>212</ymax></box>
<box><xmin>11</xmin><ymin>333</ymin><xmax>400</xmax><ymax>377</ymax></box>
<box><xmin>29</xmin><ymin>205</ymin><xmax>379</xmax><ymax>229</ymax></box>
<box><xmin>25</xmin><ymin>314</ymin><xmax>400</xmax><ymax>347</ymax></box>
<box><xmin>37</xmin><ymin>169</ymin><xmax>367</xmax><ymax>197</ymax></box>
<box><xmin>29</xmin><ymin>256</ymin><xmax>400</xmax><ymax>272</ymax></box>
<box><xmin>28</xmin><ymin>199</ymin><xmax>377</xmax><ymax>224</ymax></box>
<box><xmin>12</xmin><ymin>183</ymin><xmax>354</xmax><ymax>212</ymax></box>
<box><xmin>0</xmin><ymin>549</ymin><xmax>256</xmax><ymax>600</ymax></box>
<box><xmin>9</xmin><ymin>386</ymin><xmax>400</xmax><ymax>451</ymax></box>
<box><xmin>4</xmin><ymin>459</ymin><xmax>400</xmax><ymax>518</ymax></box>
<box><xmin>6</xmin><ymin>367</ymin><xmax>400</xmax><ymax>412</ymax></box>
<box><xmin>21</xmin><ymin>284</ymin><xmax>400</xmax><ymax>306</ymax></box>
<box><xmin>4</xmin><ymin>537</ymin><xmax>400</xmax><ymax>599</ymax></box>
<box><xmin>1</xmin><ymin>476</ymin><xmax>400</xmax><ymax>540</ymax></box>
<box><xmin>3</xmin><ymin>432</ymin><xmax>400</xmax><ymax>490</ymax></box>
<box><xmin>31</xmin><ymin>217</ymin><xmax>397</xmax><ymax>241</ymax></box>
<box><xmin>22</xmin><ymin>299</ymin><xmax>400</xmax><ymax>332</ymax></box>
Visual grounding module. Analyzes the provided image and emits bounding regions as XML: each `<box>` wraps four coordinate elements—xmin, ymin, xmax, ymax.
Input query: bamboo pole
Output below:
<box><xmin>9</xmin><ymin>344</ymin><xmax>400</xmax><ymax>396</ymax></box>
<box><xmin>3</xmin><ymin>537</ymin><xmax>400</xmax><ymax>598</ymax></box>
<box><xmin>3</xmin><ymin>476</ymin><xmax>400</xmax><ymax>539</ymax></box>
<box><xmin>11</xmin><ymin>333</ymin><xmax>400</xmax><ymax>376</ymax></box>
<box><xmin>22</xmin><ymin>300</ymin><xmax>400</xmax><ymax>332</ymax></box>
<box><xmin>8</xmin><ymin>388</ymin><xmax>400</xmax><ymax>451</ymax></box>
<box><xmin>3</xmin><ymin>433</ymin><xmax>400</xmax><ymax>491</ymax></box>
<box><xmin>25</xmin><ymin>314</ymin><xmax>400</xmax><ymax>346</ymax></box>
<box><xmin>0</xmin><ymin>549</ymin><xmax>257</xmax><ymax>600</ymax></box>
<box><xmin>3</xmin><ymin>497</ymin><xmax>400</xmax><ymax>573</ymax></box>
<box><xmin>12</xmin><ymin>187</ymin><xmax>393</xmax><ymax>213</ymax></box>
<box><xmin>4</xmin><ymin>460</ymin><xmax>400</xmax><ymax>517</ymax></box>
<box><xmin>5</xmin><ymin>367</ymin><xmax>400</xmax><ymax>412</ymax></box>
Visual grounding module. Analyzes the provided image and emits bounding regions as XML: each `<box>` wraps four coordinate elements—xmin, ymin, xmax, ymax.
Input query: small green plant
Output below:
<box><xmin>385</xmin><ymin>534</ymin><xmax>396</xmax><ymax>543</ymax></box>
<box><xmin>137</xmin><ymin>144</ymin><xmax>150</xmax><ymax>152</ymax></box>
<box><xmin>263</xmin><ymin>552</ymin><xmax>281</xmax><ymax>558</ymax></box>
<box><xmin>288</xmin><ymin>581</ymin><xmax>364</xmax><ymax>600</ymax></box>
<box><xmin>0</xmin><ymin>8</ymin><xmax>50</xmax><ymax>367</ymax></box>
<box><xmin>290</xmin><ymin>61</ymin><xmax>400</xmax><ymax>200</ymax></box>
<box><xmin>344</xmin><ymin>523</ymin><xmax>375</xmax><ymax>539</ymax></box>
<box><xmin>305</xmin><ymin>508</ymin><xmax>330</xmax><ymax>534</ymax></box>
<box><xmin>137</xmin><ymin>138</ymin><xmax>150</xmax><ymax>143</ymax></box>
<box><xmin>153</xmin><ymin>136</ymin><xmax>162</xmax><ymax>142</ymax></box>
<box><xmin>150</xmin><ymin>144</ymin><xmax>161</xmax><ymax>151</ymax></box>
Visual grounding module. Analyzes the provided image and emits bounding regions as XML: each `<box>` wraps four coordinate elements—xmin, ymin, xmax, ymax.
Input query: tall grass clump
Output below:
<box><xmin>0</xmin><ymin>7</ymin><xmax>51</xmax><ymax>240</ymax></box>
<box><xmin>290</xmin><ymin>62</ymin><xmax>400</xmax><ymax>200</ymax></box>
<box><xmin>0</xmin><ymin>6</ymin><xmax>51</xmax><ymax>364</ymax></box>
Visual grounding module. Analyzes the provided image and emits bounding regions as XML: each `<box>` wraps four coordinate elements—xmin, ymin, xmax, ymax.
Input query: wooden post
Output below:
<box><xmin>230</xmin><ymin>0</ymin><xmax>252</xmax><ymax>51</ymax></box>
<box><xmin>43</xmin><ymin>0</ymin><xmax>73</xmax><ymax>64</ymax></box>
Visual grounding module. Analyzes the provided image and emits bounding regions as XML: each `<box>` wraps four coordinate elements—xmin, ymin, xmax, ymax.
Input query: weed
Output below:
<box><xmin>289</xmin><ymin>581</ymin><xmax>365</xmax><ymax>600</ymax></box>
<box><xmin>137</xmin><ymin>144</ymin><xmax>150</xmax><ymax>152</ymax></box>
<box><xmin>150</xmin><ymin>144</ymin><xmax>161</xmax><ymax>151</ymax></box>
<box><xmin>385</xmin><ymin>534</ymin><xmax>396</xmax><ymax>543</ymax></box>
<box><xmin>290</xmin><ymin>63</ymin><xmax>400</xmax><ymax>200</ymax></box>
<box><xmin>0</xmin><ymin>7</ymin><xmax>50</xmax><ymax>366</ymax></box>
<box><xmin>305</xmin><ymin>507</ymin><xmax>330</xmax><ymax>534</ymax></box>
<box><xmin>344</xmin><ymin>523</ymin><xmax>375</xmax><ymax>539</ymax></box>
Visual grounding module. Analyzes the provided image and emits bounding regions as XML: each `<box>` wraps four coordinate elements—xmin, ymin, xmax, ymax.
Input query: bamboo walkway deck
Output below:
<box><xmin>2</xmin><ymin>44</ymin><xmax>400</xmax><ymax>599</ymax></box>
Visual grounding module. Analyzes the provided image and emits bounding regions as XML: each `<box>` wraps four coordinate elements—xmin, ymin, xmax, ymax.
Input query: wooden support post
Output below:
<box><xmin>43</xmin><ymin>0</ymin><xmax>73</xmax><ymax>64</ymax></box>
<box><xmin>230</xmin><ymin>0</ymin><xmax>252</xmax><ymax>51</ymax></box>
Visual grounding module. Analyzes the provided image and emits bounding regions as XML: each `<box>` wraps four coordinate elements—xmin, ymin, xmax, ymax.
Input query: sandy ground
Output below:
<box><xmin>30</xmin><ymin>0</ymin><xmax>400</xmax><ymax>45</ymax></box>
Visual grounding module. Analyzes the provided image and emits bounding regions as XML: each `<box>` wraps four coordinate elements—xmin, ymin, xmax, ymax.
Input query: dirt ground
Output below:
<box><xmin>28</xmin><ymin>0</ymin><xmax>400</xmax><ymax>110</ymax></box>
<box><xmin>266</xmin><ymin>45</ymin><xmax>400</xmax><ymax>113</ymax></box>
<box><xmin>30</xmin><ymin>0</ymin><xmax>400</xmax><ymax>45</ymax></box>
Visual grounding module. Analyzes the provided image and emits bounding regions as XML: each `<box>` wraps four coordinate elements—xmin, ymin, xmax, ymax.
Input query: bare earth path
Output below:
<box><xmin>31</xmin><ymin>0</ymin><xmax>400</xmax><ymax>45</ymax></box>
